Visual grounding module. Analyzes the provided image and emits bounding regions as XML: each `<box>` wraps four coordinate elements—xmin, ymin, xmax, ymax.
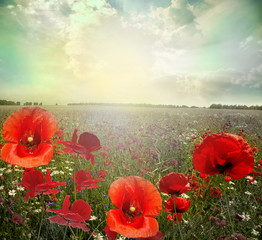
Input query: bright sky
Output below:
<box><xmin>0</xmin><ymin>0</ymin><xmax>261</xmax><ymax>106</ymax></box>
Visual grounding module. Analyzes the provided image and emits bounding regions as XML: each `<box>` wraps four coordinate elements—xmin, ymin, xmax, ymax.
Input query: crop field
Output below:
<box><xmin>0</xmin><ymin>105</ymin><xmax>261</xmax><ymax>240</ymax></box>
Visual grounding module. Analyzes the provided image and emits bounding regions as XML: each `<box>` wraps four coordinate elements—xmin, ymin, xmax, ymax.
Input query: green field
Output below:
<box><xmin>0</xmin><ymin>106</ymin><xmax>261</xmax><ymax>240</ymax></box>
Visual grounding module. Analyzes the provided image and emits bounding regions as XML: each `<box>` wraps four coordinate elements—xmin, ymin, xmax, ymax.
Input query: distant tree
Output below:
<box><xmin>209</xmin><ymin>104</ymin><xmax>261</xmax><ymax>110</ymax></box>
<box><xmin>33</xmin><ymin>102</ymin><xmax>38</xmax><ymax>106</ymax></box>
<box><xmin>39</xmin><ymin>102</ymin><xmax>43</xmax><ymax>106</ymax></box>
<box><xmin>0</xmin><ymin>100</ymin><xmax>16</xmax><ymax>105</ymax></box>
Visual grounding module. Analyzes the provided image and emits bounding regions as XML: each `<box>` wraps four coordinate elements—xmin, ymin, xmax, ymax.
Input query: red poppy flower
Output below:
<box><xmin>210</xmin><ymin>187</ymin><xmax>223</xmax><ymax>198</ymax></box>
<box><xmin>104</xmin><ymin>225</ymin><xmax>117</xmax><ymax>240</ymax></box>
<box><xmin>97</xmin><ymin>169</ymin><xmax>108</xmax><ymax>178</ymax></box>
<box><xmin>1</xmin><ymin>107</ymin><xmax>58</xmax><ymax>168</ymax></box>
<box><xmin>73</xmin><ymin>169</ymin><xmax>103</xmax><ymax>192</ymax></box>
<box><xmin>164</xmin><ymin>196</ymin><xmax>191</xmax><ymax>213</ymax></box>
<box><xmin>166</xmin><ymin>213</ymin><xmax>182</xmax><ymax>223</ymax></box>
<box><xmin>159</xmin><ymin>172</ymin><xmax>190</xmax><ymax>195</ymax></box>
<box><xmin>224</xmin><ymin>176</ymin><xmax>232</xmax><ymax>182</ymax></box>
<box><xmin>193</xmin><ymin>132</ymin><xmax>254</xmax><ymax>179</ymax></box>
<box><xmin>107</xmin><ymin>176</ymin><xmax>162</xmax><ymax>238</ymax></box>
<box><xmin>46</xmin><ymin>195</ymin><xmax>91</xmax><ymax>232</ymax></box>
<box><xmin>57</xmin><ymin>129</ymin><xmax>101</xmax><ymax>165</ymax></box>
<box><xmin>21</xmin><ymin>169</ymin><xmax>66</xmax><ymax>202</ymax></box>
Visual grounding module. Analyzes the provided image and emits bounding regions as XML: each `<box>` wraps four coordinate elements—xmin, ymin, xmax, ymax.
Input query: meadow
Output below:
<box><xmin>0</xmin><ymin>105</ymin><xmax>261</xmax><ymax>240</ymax></box>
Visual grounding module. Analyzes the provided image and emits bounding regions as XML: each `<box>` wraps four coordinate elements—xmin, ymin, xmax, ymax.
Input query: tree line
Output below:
<box><xmin>209</xmin><ymin>104</ymin><xmax>262</xmax><ymax>110</ymax></box>
<box><xmin>0</xmin><ymin>100</ymin><xmax>42</xmax><ymax>106</ymax></box>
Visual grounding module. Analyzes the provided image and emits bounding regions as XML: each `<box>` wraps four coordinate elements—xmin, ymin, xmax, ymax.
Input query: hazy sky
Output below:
<box><xmin>0</xmin><ymin>0</ymin><xmax>261</xmax><ymax>106</ymax></box>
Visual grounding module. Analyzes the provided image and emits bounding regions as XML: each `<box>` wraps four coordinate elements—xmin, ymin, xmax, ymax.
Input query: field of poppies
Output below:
<box><xmin>0</xmin><ymin>105</ymin><xmax>261</xmax><ymax>240</ymax></box>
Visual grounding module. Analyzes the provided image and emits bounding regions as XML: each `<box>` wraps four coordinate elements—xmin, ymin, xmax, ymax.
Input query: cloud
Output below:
<box><xmin>1</xmin><ymin>0</ymin><xmax>261</xmax><ymax>106</ymax></box>
<box><xmin>150</xmin><ymin>67</ymin><xmax>262</xmax><ymax>106</ymax></box>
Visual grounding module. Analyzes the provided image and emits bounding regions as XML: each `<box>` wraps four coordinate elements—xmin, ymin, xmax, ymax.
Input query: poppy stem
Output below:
<box><xmin>69</xmin><ymin>226</ymin><xmax>76</xmax><ymax>238</ymax></box>
<box><xmin>63</xmin><ymin>223</ymin><xmax>69</xmax><ymax>240</ymax></box>
<box><xmin>37</xmin><ymin>195</ymin><xmax>45</xmax><ymax>240</ymax></box>
<box><xmin>224</xmin><ymin>190</ymin><xmax>235</xmax><ymax>233</ymax></box>
<box><xmin>173</xmin><ymin>195</ymin><xmax>184</xmax><ymax>240</ymax></box>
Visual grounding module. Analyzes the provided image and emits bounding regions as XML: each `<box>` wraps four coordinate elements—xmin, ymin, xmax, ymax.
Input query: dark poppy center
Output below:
<box><xmin>216</xmin><ymin>162</ymin><xmax>232</xmax><ymax>174</ymax></box>
<box><xmin>122</xmin><ymin>200</ymin><xmax>142</xmax><ymax>223</ymax></box>
<box><xmin>20</xmin><ymin>130</ymin><xmax>42</xmax><ymax>155</ymax></box>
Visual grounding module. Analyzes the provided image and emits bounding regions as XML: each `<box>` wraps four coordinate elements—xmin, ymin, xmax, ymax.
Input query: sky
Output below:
<box><xmin>0</xmin><ymin>0</ymin><xmax>261</xmax><ymax>106</ymax></box>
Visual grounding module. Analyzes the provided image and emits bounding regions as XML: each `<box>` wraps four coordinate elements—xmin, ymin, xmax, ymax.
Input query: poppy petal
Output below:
<box><xmin>1</xmin><ymin>142</ymin><xmax>54</xmax><ymax>168</ymax></box>
<box><xmin>193</xmin><ymin>132</ymin><xmax>254</xmax><ymax>179</ymax></box>
<box><xmin>70</xmin><ymin>199</ymin><xmax>92</xmax><ymax>221</ymax></box>
<box><xmin>226</xmin><ymin>149</ymin><xmax>254</xmax><ymax>179</ymax></box>
<box><xmin>74</xmin><ymin>170</ymin><xmax>89</xmax><ymax>185</ymax></box>
<box><xmin>107</xmin><ymin>209</ymin><xmax>159</xmax><ymax>238</ymax></box>
<box><xmin>137</xmin><ymin>231</ymin><xmax>163</xmax><ymax>240</ymax></box>
<box><xmin>105</xmin><ymin>225</ymin><xmax>117</xmax><ymax>240</ymax></box>
<box><xmin>48</xmin><ymin>215</ymin><xmax>67</xmax><ymax>225</ymax></box>
<box><xmin>69</xmin><ymin>222</ymin><xmax>90</xmax><ymax>232</ymax></box>
<box><xmin>159</xmin><ymin>172</ymin><xmax>190</xmax><ymax>195</ymax></box>
<box><xmin>62</xmin><ymin>195</ymin><xmax>71</xmax><ymax>211</ymax></box>
<box><xmin>43</xmin><ymin>189</ymin><xmax>61</xmax><ymax>195</ymax></box>
<box><xmin>25</xmin><ymin>190</ymin><xmax>39</xmax><ymax>202</ymax></box>
<box><xmin>2</xmin><ymin>107</ymin><xmax>57</xmax><ymax>143</ymax></box>
<box><xmin>21</xmin><ymin>169</ymin><xmax>44</xmax><ymax>189</ymax></box>
<box><xmin>71</xmin><ymin>129</ymin><xmax>78</xmax><ymax>143</ymax></box>
<box><xmin>78</xmin><ymin>132</ymin><xmax>101</xmax><ymax>152</ymax></box>
<box><xmin>56</xmin><ymin>141</ymin><xmax>86</xmax><ymax>153</ymax></box>
<box><xmin>108</xmin><ymin>176</ymin><xmax>162</xmax><ymax>217</ymax></box>
<box><xmin>61</xmin><ymin>212</ymin><xmax>85</xmax><ymax>222</ymax></box>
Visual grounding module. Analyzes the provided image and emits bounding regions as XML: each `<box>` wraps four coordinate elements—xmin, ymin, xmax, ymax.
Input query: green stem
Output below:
<box><xmin>224</xmin><ymin>190</ymin><xmax>235</xmax><ymax>233</ymax></box>
<box><xmin>173</xmin><ymin>195</ymin><xmax>184</xmax><ymax>240</ymax></box>
<box><xmin>69</xmin><ymin>226</ymin><xmax>76</xmax><ymax>238</ymax></box>
<box><xmin>37</xmin><ymin>195</ymin><xmax>45</xmax><ymax>240</ymax></box>
<box><xmin>63</xmin><ymin>223</ymin><xmax>69</xmax><ymax>240</ymax></box>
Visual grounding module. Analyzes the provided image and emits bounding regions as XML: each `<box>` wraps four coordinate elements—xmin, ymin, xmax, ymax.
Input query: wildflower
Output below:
<box><xmin>251</xmin><ymin>229</ymin><xmax>260</xmax><ymax>236</ymax></box>
<box><xmin>1</xmin><ymin>107</ymin><xmax>58</xmax><ymax>168</ymax></box>
<box><xmin>101</xmin><ymin>151</ymin><xmax>109</xmax><ymax>158</ymax></box>
<box><xmin>199</xmin><ymin>173</ymin><xmax>210</xmax><ymax>182</ymax></box>
<box><xmin>159</xmin><ymin>172</ymin><xmax>190</xmax><ymax>195</ymax></box>
<box><xmin>235</xmin><ymin>214</ymin><xmax>244</xmax><ymax>221</ymax></box>
<box><xmin>21</xmin><ymin>169</ymin><xmax>66</xmax><ymax>202</ymax></box>
<box><xmin>107</xmin><ymin>176</ymin><xmax>162</xmax><ymax>238</ymax></box>
<box><xmin>57</xmin><ymin>129</ymin><xmax>101</xmax><ymax>165</ymax></box>
<box><xmin>9</xmin><ymin>214</ymin><xmax>24</xmax><ymax>225</ymax></box>
<box><xmin>166</xmin><ymin>213</ymin><xmax>182</xmax><ymax>223</ymax></box>
<box><xmin>73</xmin><ymin>169</ymin><xmax>103</xmax><ymax>192</ymax></box>
<box><xmin>90</xmin><ymin>215</ymin><xmax>97</xmax><ymax>221</ymax></box>
<box><xmin>46</xmin><ymin>195</ymin><xmax>91</xmax><ymax>232</ymax></box>
<box><xmin>8</xmin><ymin>190</ymin><xmax>16</xmax><ymax>196</ymax></box>
<box><xmin>164</xmin><ymin>196</ymin><xmax>190</xmax><ymax>213</ymax></box>
<box><xmin>193</xmin><ymin>132</ymin><xmax>254</xmax><ymax>179</ymax></box>
<box><xmin>224</xmin><ymin>176</ymin><xmax>231</xmax><ymax>182</ymax></box>
<box><xmin>17</xmin><ymin>186</ymin><xmax>25</xmax><ymax>191</ymax></box>
<box><xmin>97</xmin><ymin>169</ymin><xmax>108</xmax><ymax>178</ymax></box>
<box><xmin>210</xmin><ymin>187</ymin><xmax>223</xmax><ymax>198</ymax></box>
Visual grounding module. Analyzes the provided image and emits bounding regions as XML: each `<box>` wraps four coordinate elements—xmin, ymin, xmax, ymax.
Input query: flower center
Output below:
<box><xmin>27</xmin><ymin>137</ymin><xmax>33</xmax><ymax>143</ymax></box>
<box><xmin>122</xmin><ymin>201</ymin><xmax>143</xmax><ymax>223</ymax></box>
<box><xmin>216</xmin><ymin>162</ymin><xmax>232</xmax><ymax>174</ymax></box>
<box><xmin>129</xmin><ymin>206</ymin><xmax>136</xmax><ymax>212</ymax></box>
